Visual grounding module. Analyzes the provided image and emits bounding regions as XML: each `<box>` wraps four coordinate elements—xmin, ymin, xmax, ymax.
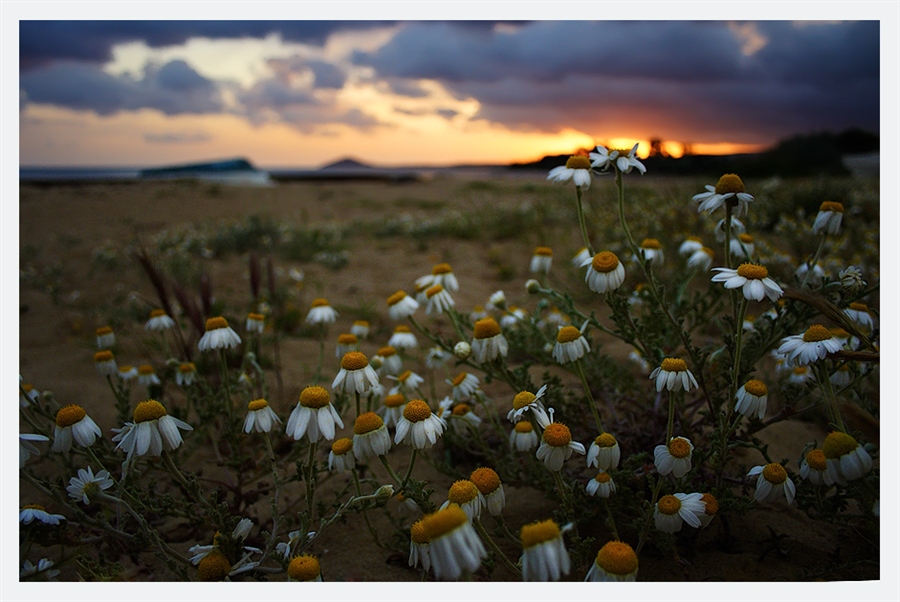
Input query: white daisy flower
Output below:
<box><xmin>470</xmin><ymin>318</ymin><xmax>508</xmax><ymax>364</ymax></box>
<box><xmin>425</xmin><ymin>284</ymin><xmax>455</xmax><ymax>315</ymax></box>
<box><xmin>386</xmin><ymin>290</ymin><xmax>419</xmax><ymax>321</ymax></box>
<box><xmin>117</xmin><ymin>365</ymin><xmax>138</xmax><ymax>381</ymax></box>
<box><xmin>374</xmin><ymin>346</ymin><xmax>402</xmax><ymax>377</ymax></box>
<box><xmin>328</xmin><ymin>437</ymin><xmax>355</xmax><ymax>473</ymax></box>
<box><xmin>196</xmin><ymin>548</ymin><xmax>260</xmax><ymax>581</ymax></box>
<box><xmin>409</xmin><ymin>519</ymin><xmax>432</xmax><ymax>572</ymax></box>
<box><xmin>421</xmin><ymin>505</ymin><xmax>487</xmax><ymax>581</ymax></box>
<box><xmin>93</xmin><ymin>350</ymin><xmax>118</xmax><ymax>377</ymax></box>
<box><xmin>245</xmin><ymin>312</ymin><xmax>265</xmax><ymax>334</ymax></box>
<box><xmin>389</xmin><ymin>370</ymin><xmax>425</xmax><ymax>396</ymax></box>
<box><xmin>799</xmin><ymin>449</ymin><xmax>834</xmax><ymax>487</ymax></box>
<box><xmin>112</xmin><ymin>399</ymin><xmax>192</xmax><ymax>459</ymax></box>
<box><xmin>585</xmin><ymin>541</ymin><xmax>638</xmax><ymax>582</ymax></box>
<box><xmin>507</xmin><ymin>384</ymin><xmax>550</xmax><ymax>427</ymax></box>
<box><xmin>190</xmin><ymin>518</ymin><xmax>258</xmax><ymax>565</ymax></box>
<box><xmin>176</xmin><ymin>362</ymin><xmax>197</xmax><ymax>386</ymax></box>
<box><xmin>332</xmin><ymin>351</ymin><xmax>380</xmax><ymax>395</ymax></box>
<box><xmin>425</xmin><ymin>346</ymin><xmax>451</xmax><ymax>369</ymax></box>
<box><xmin>572</xmin><ymin>247</ymin><xmax>591</xmax><ymax>267</ymax></box>
<box><xmin>275</xmin><ymin>529</ymin><xmax>303</xmax><ymax>560</ymax></box>
<box><xmin>777</xmin><ymin>324</ymin><xmax>843</xmax><ymax>366</ymax></box>
<box><xmin>530</xmin><ymin>246</ymin><xmax>553</xmax><ymax>274</ymax></box>
<box><xmin>447</xmin><ymin>403</ymin><xmax>482</xmax><ymax>432</ymax></box>
<box><xmin>500</xmin><ymin>305</ymin><xmax>528</xmax><ymax>329</ymax></box>
<box><xmin>388</xmin><ymin>325</ymin><xmax>418</xmax><ymax>350</ymax></box>
<box><xmin>137</xmin><ymin>364</ymin><xmax>161</xmax><ymax>387</ymax></box>
<box><xmin>20</xmin><ymin>504</ymin><xmax>65</xmax><ymax>526</ymax></box>
<box><xmin>440</xmin><ymin>479</ymin><xmax>486</xmax><ymax>521</ymax></box>
<box><xmin>379</xmin><ymin>393</ymin><xmax>407</xmax><ymax>428</ymax></box>
<box><xmin>20</xmin><ymin>433</ymin><xmax>48</xmax><ymax>467</ymax></box>
<box><xmin>687</xmin><ymin>246</ymin><xmax>714</xmax><ymax>272</ymax></box>
<box><xmin>286</xmin><ymin>554</ymin><xmax>322</xmax><ymax>581</ymax></box>
<box><xmin>591</xmin><ymin>143</ymin><xmax>646</xmax><ymax>174</ymax></box>
<box><xmin>448</xmin><ymin>372</ymin><xmax>480</xmax><ymax>401</ymax></box>
<box><xmin>844</xmin><ymin>302</ymin><xmax>875</xmax><ymax>330</ymax></box>
<box><xmin>286</xmin><ymin>386</ymin><xmax>343</xmax><ymax>443</ymax></box>
<box><xmin>654</xmin><ymin>492</ymin><xmax>706</xmax><ymax>533</ymax></box>
<box><xmin>520</xmin><ymin>519</ymin><xmax>572</xmax><ymax>582</ymax></box>
<box><xmin>698</xmin><ymin>493</ymin><xmax>719</xmax><ymax>528</ymax></box>
<box><xmin>587</xmin><ymin>432</ymin><xmax>621</xmax><ymax>470</ymax></box>
<box><xmin>414</xmin><ymin>277</ymin><xmax>434</xmax><ymax>304</ymax></box>
<box><xmin>734</xmin><ymin>379</ymin><xmax>768</xmax><ymax>420</ymax></box>
<box><xmin>21</xmin><ymin>558</ymin><xmax>59</xmax><ymax>581</ymax></box>
<box><xmin>822</xmin><ymin>432</ymin><xmax>873</xmax><ymax>483</ymax></box>
<box><xmin>536</xmin><ymin>417</ymin><xmax>586</xmax><ymax>472</ymax></box>
<box><xmin>146</xmin><ymin>309</ymin><xmax>175</xmax><ymax>331</ymax></box>
<box><xmin>628</xmin><ymin>350</ymin><xmax>652</xmax><ymax>373</ymax></box>
<box><xmin>96</xmin><ymin>326</ymin><xmax>115</xmax><ymax>349</ymax></box>
<box><xmin>636</xmin><ymin>238</ymin><xmax>664</xmax><ymax>267</ymax></box>
<box><xmin>711</xmin><ymin>263</ymin><xmax>783</xmax><ymax>302</ymax></box>
<box><xmin>66</xmin><ymin>466</ymin><xmax>115</xmax><ymax>504</ymax></box>
<box><xmin>350</xmin><ymin>320</ymin><xmax>370</xmax><ymax>339</ymax></box>
<box><xmin>509</xmin><ymin>421</ymin><xmax>539</xmax><ymax>452</ymax></box>
<box><xmin>352</xmin><ymin>412</ymin><xmax>392</xmax><ymax>460</ymax></box>
<box><xmin>198</xmin><ymin>317</ymin><xmax>242</xmax><ymax>352</ymax></box>
<box><xmin>586</xmin><ymin>471</ymin><xmax>616</xmax><ymax>498</ymax></box>
<box><xmin>306</xmin><ymin>298</ymin><xmax>338</xmax><ymax>325</ymax></box>
<box><xmin>748</xmin><ymin>463</ymin><xmax>796</xmax><ymax>504</ymax></box>
<box><xmin>552</xmin><ymin>323</ymin><xmax>590</xmax><ymax>364</ymax></box>
<box><xmin>789</xmin><ymin>365</ymin><xmax>813</xmax><ymax>384</ymax></box>
<box><xmin>839</xmin><ymin>266</ymin><xmax>866</xmax><ymax>294</ymax></box>
<box><xmin>548</xmin><ymin>155</ymin><xmax>592</xmax><ymax>190</ymax></box>
<box><xmin>794</xmin><ymin>262</ymin><xmax>825</xmax><ymax>287</ymax></box>
<box><xmin>52</xmin><ymin>404</ymin><xmax>102</xmax><ymax>452</ymax></box>
<box><xmin>243</xmin><ymin>398</ymin><xmax>281</xmax><ymax>434</ymax></box>
<box><xmin>654</xmin><ymin>436</ymin><xmax>694</xmax><ymax>478</ymax></box>
<box><xmin>813</xmin><ymin>201</ymin><xmax>844</xmax><ymax>235</ymax></box>
<box><xmin>693</xmin><ymin>174</ymin><xmax>754</xmax><ymax>217</ymax></box>
<box><xmin>470</xmin><ymin>467</ymin><xmax>505</xmax><ymax>516</ymax></box>
<box><xmin>730</xmin><ymin>233</ymin><xmax>755</xmax><ymax>259</ymax></box>
<box><xmin>714</xmin><ymin>216</ymin><xmax>746</xmax><ymax>242</ymax></box>
<box><xmin>431</xmin><ymin>263</ymin><xmax>459</xmax><ymax>292</ymax></box>
<box><xmin>20</xmin><ymin>383</ymin><xmax>40</xmax><ymax>408</ymax></box>
<box><xmin>831</xmin><ymin>363</ymin><xmax>853</xmax><ymax>387</ymax></box>
<box><xmin>679</xmin><ymin>236</ymin><xmax>704</xmax><ymax>256</ymax></box>
<box><xmin>395</xmin><ymin>400</ymin><xmax>445</xmax><ymax>450</ymax></box>
<box><xmin>649</xmin><ymin>358</ymin><xmax>699</xmax><ymax>393</ymax></box>
<box><xmin>335</xmin><ymin>333</ymin><xmax>359</xmax><ymax>358</ymax></box>
<box><xmin>582</xmin><ymin>251</ymin><xmax>625</xmax><ymax>294</ymax></box>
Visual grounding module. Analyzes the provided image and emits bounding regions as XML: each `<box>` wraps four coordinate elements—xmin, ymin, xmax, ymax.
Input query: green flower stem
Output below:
<box><xmin>575</xmin><ymin>187</ymin><xmax>594</xmax><ymax>257</ymax></box>
<box><xmin>727</xmin><ymin>297</ymin><xmax>750</xmax><ymax>420</ymax></box>
<box><xmin>802</xmin><ymin>234</ymin><xmax>828</xmax><ymax>288</ymax></box>
<box><xmin>603</xmin><ymin>498</ymin><xmax>620</xmax><ymax>541</ymax></box>
<box><xmin>262</xmin><ymin>434</ymin><xmax>282</xmax><ymax>562</ymax></box>
<box><xmin>97</xmin><ymin>492</ymin><xmax>190</xmax><ymax>567</ymax></box>
<box><xmin>401</xmin><ymin>449</ymin><xmax>418</xmax><ymax>491</ymax></box>
<box><xmin>473</xmin><ymin>516</ymin><xmax>522</xmax><ymax>577</ymax></box>
<box><xmin>219</xmin><ymin>348</ymin><xmax>234</xmax><ymax>430</ymax></box>
<box><xmin>635</xmin><ymin>475</ymin><xmax>665</xmax><ymax>554</ymax></box>
<box><xmin>551</xmin><ymin>470</ymin><xmax>570</xmax><ymax>506</ymax></box>
<box><xmin>574</xmin><ymin>359</ymin><xmax>604</xmax><ymax>433</ymax></box>
<box><xmin>305</xmin><ymin>441</ymin><xmax>318</xmax><ymax>519</ymax></box>
<box><xmin>351</xmin><ymin>469</ymin><xmax>384</xmax><ymax>548</ymax></box>
<box><xmin>666</xmin><ymin>390</ymin><xmax>677</xmax><ymax>443</ymax></box>
<box><xmin>447</xmin><ymin>307</ymin><xmax>469</xmax><ymax>344</ymax></box>
<box><xmin>314</xmin><ymin>326</ymin><xmax>326</xmax><ymax>384</ymax></box>
<box><xmin>493</xmin><ymin>514</ymin><xmax>520</xmax><ymax>544</ymax></box>
<box><xmin>814</xmin><ymin>363</ymin><xmax>847</xmax><ymax>432</ymax></box>
<box><xmin>378</xmin><ymin>454</ymin><xmax>403</xmax><ymax>487</ymax></box>
<box><xmin>354</xmin><ymin>391</ymin><xmax>362</xmax><ymax>418</ymax></box>
<box><xmin>724</xmin><ymin>204</ymin><xmax>733</xmax><ymax>270</ymax></box>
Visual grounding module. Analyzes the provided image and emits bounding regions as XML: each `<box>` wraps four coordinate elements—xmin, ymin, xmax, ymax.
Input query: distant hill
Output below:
<box><xmin>320</xmin><ymin>158</ymin><xmax>373</xmax><ymax>171</ymax></box>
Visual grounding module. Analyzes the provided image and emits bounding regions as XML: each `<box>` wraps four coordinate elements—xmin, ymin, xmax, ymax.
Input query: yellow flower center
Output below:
<box><xmin>119</xmin><ymin>365</ymin><xmax>134</xmax><ymax>374</ymax></box>
<box><xmin>452</xmin><ymin>373</ymin><xmax>468</xmax><ymax>387</ymax></box>
<box><xmin>387</xmin><ymin>290</ymin><xmax>408</xmax><ymax>306</ymax></box>
<box><xmin>432</xmin><ymin>263</ymin><xmax>453</xmax><ymax>275</ymax></box>
<box><xmin>247</xmin><ymin>312</ymin><xmax>264</xmax><ymax>321</ymax></box>
<box><xmin>247</xmin><ymin>399</ymin><xmax>268</xmax><ymax>411</ymax></box>
<box><xmin>744</xmin><ymin>379</ymin><xmax>768</xmax><ymax>397</ymax></box>
<box><xmin>337</xmin><ymin>333</ymin><xmax>357</xmax><ymax>345</ymax></box>
<box><xmin>310</xmin><ymin>298</ymin><xmax>329</xmax><ymax>308</ymax></box>
<box><xmin>354</xmin><ymin>320</ymin><xmax>369</xmax><ymax>328</ymax></box>
<box><xmin>668</xmin><ymin>437</ymin><xmax>691</xmax><ymax>459</ymax></box>
<box><xmin>426</xmin><ymin>284</ymin><xmax>444</xmax><ymax>298</ymax></box>
<box><xmin>822</xmin><ymin>431</ymin><xmax>859</xmax><ymax>459</ymax></box>
<box><xmin>661</xmin><ymin>358</ymin><xmax>688</xmax><ymax>373</ymax></box>
<box><xmin>179</xmin><ymin>362</ymin><xmax>196</xmax><ymax>374</ymax></box>
<box><xmin>96</xmin><ymin>326</ymin><xmax>113</xmax><ymax>336</ymax></box>
<box><xmin>829</xmin><ymin>328</ymin><xmax>849</xmax><ymax>339</ymax></box>
<box><xmin>657</xmin><ymin>494</ymin><xmax>682</xmax><ymax>515</ymax></box>
<box><xmin>686</xmin><ymin>236</ymin><xmax>702</xmax><ymax>243</ymax></box>
<box><xmin>138</xmin><ymin>364</ymin><xmax>155</xmax><ymax>376</ymax></box>
<box><xmin>150</xmin><ymin>309</ymin><xmax>166</xmax><ymax>318</ymax></box>
<box><xmin>332</xmin><ymin>437</ymin><xmax>353</xmax><ymax>456</ymax></box>
<box><xmin>715</xmin><ymin>173</ymin><xmax>745</xmax><ymax>195</ymax></box>
<box><xmin>94</xmin><ymin>350</ymin><xmax>114</xmax><ymax>362</ymax></box>
<box><xmin>410</xmin><ymin>519</ymin><xmax>430</xmax><ymax>544</ymax></box>
<box><xmin>452</xmin><ymin>403</ymin><xmax>471</xmax><ymax>416</ymax></box>
<box><xmin>542</xmin><ymin>422</ymin><xmax>572</xmax><ymax>447</ymax></box>
<box><xmin>133</xmin><ymin>400</ymin><xmax>167</xmax><ymax>423</ymax></box>
<box><xmin>640</xmin><ymin>238</ymin><xmax>661</xmax><ymax>250</ymax></box>
<box><xmin>23</xmin><ymin>503</ymin><xmax>46</xmax><ymax>511</ymax></box>
<box><xmin>354</xmin><ymin>412</ymin><xmax>384</xmax><ymax>435</ymax></box>
<box><xmin>197</xmin><ymin>549</ymin><xmax>232</xmax><ymax>581</ymax></box>
<box><xmin>736</xmin><ymin>263</ymin><xmax>768</xmax><ymax>280</ymax></box>
<box><xmin>22</xmin><ymin>384</ymin><xmax>34</xmax><ymax>393</ymax></box>
<box><xmin>520</xmin><ymin>519</ymin><xmax>561</xmax><ymax>549</ymax></box>
<box><xmin>384</xmin><ymin>393</ymin><xmax>406</xmax><ymax>408</ymax></box>
<box><xmin>792</xmin><ymin>366</ymin><xmax>808</xmax><ymax>375</ymax></box>
<box><xmin>848</xmin><ymin>302</ymin><xmax>868</xmax><ymax>312</ymax></box>
<box><xmin>422</xmin><ymin>505</ymin><xmax>468</xmax><ymax>541</ymax></box>
<box><xmin>802</xmin><ymin>324</ymin><xmax>832</xmax><ymax>343</ymax></box>
<box><xmin>700</xmin><ymin>493</ymin><xmax>718</xmax><ymax>515</ymax></box>
<box><xmin>596</xmin><ymin>541</ymin><xmax>638</xmax><ymax>576</ymax></box>
<box><xmin>738</xmin><ymin>233</ymin><xmax>754</xmax><ymax>243</ymax></box>
<box><xmin>512</xmin><ymin>391</ymin><xmax>536</xmax><ymax>410</ymax></box>
<box><xmin>473</xmin><ymin>318</ymin><xmax>501</xmax><ymax>339</ymax></box>
<box><xmin>448</xmin><ymin>480</ymin><xmax>479</xmax><ymax>505</ymax></box>
<box><xmin>299</xmin><ymin>386</ymin><xmax>330</xmax><ymax>409</ymax></box>
<box><xmin>534</xmin><ymin>246</ymin><xmax>553</xmax><ymax>257</ymax></box>
<box><xmin>340</xmin><ymin>351</ymin><xmax>369</xmax><ymax>370</ymax></box>
<box><xmin>394</xmin><ymin>325</ymin><xmax>411</xmax><ymax>334</ymax></box>
<box><xmin>595</xmin><ymin>432</ymin><xmax>617</xmax><ymax>448</ymax></box>
<box><xmin>762</xmin><ymin>463</ymin><xmax>787</xmax><ymax>484</ymax></box>
<box><xmin>565</xmin><ymin>155</ymin><xmax>591</xmax><ymax>170</ymax></box>
<box><xmin>287</xmin><ymin>554</ymin><xmax>320</xmax><ymax>581</ymax></box>
<box><xmin>701</xmin><ymin>247</ymin><xmax>715</xmax><ymax>258</ymax></box>
<box><xmin>514</xmin><ymin>421</ymin><xmax>534</xmax><ymax>433</ymax></box>
<box><xmin>806</xmin><ymin>449</ymin><xmax>827</xmax><ymax>471</ymax></box>
<box><xmin>556</xmin><ymin>325</ymin><xmax>582</xmax><ymax>344</ymax></box>
<box><xmin>594</xmin><ymin>472</ymin><xmax>611</xmax><ymax>484</ymax></box>
<box><xmin>820</xmin><ymin>201</ymin><xmax>844</xmax><ymax>213</ymax></box>
<box><xmin>377</xmin><ymin>346</ymin><xmax>396</xmax><ymax>357</ymax></box>
<box><xmin>205</xmin><ymin>317</ymin><xmax>228</xmax><ymax>331</ymax></box>
<box><xmin>470</xmin><ymin>467</ymin><xmax>501</xmax><ymax>495</ymax></box>
<box><xmin>397</xmin><ymin>370</ymin><xmax>413</xmax><ymax>383</ymax></box>
<box><xmin>403</xmin><ymin>400</ymin><xmax>432</xmax><ymax>422</ymax></box>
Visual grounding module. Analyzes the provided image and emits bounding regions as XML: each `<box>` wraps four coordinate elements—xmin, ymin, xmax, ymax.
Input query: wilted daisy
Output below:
<box><xmin>374</xmin><ymin>346</ymin><xmax>402</xmax><ymax>377</ymax></box>
<box><xmin>587</xmin><ymin>432</ymin><xmax>621</xmax><ymax>470</ymax></box>
<box><xmin>470</xmin><ymin>317</ymin><xmax>508</xmax><ymax>364</ymax></box>
<box><xmin>777</xmin><ymin>324</ymin><xmax>843</xmax><ymax>366</ymax></box>
<box><xmin>176</xmin><ymin>362</ymin><xmax>197</xmax><ymax>386</ymax></box>
<box><xmin>52</xmin><ymin>404</ymin><xmax>102</xmax><ymax>452</ymax></box>
<box><xmin>650</xmin><ymin>358</ymin><xmax>698</xmax><ymax>393</ymax></box>
<box><xmin>20</xmin><ymin>504</ymin><xmax>65</xmax><ymax>526</ymax></box>
<box><xmin>350</xmin><ymin>320</ymin><xmax>370</xmax><ymax>339</ymax></box>
<box><xmin>333</xmin><ymin>351</ymin><xmax>380</xmax><ymax>395</ymax></box>
<box><xmin>113</xmin><ymin>399</ymin><xmax>192</xmax><ymax>459</ymax></box>
<box><xmin>425</xmin><ymin>284</ymin><xmax>455</xmax><ymax>315</ymax></box>
<box><xmin>711</xmin><ymin>263</ymin><xmax>783</xmax><ymax>302</ymax></box>
<box><xmin>380</xmin><ymin>393</ymin><xmax>407</xmax><ymax>428</ymax></box>
<box><xmin>287</xmin><ymin>554</ymin><xmax>322</xmax><ymax>582</ymax></box>
<box><xmin>799</xmin><ymin>449</ymin><xmax>834</xmax><ymax>486</ymax></box>
<box><xmin>389</xmin><ymin>370</ymin><xmax>425</xmax><ymax>396</ymax></box>
<box><xmin>654</xmin><ymin>493</ymin><xmax>706</xmax><ymax>533</ymax></box>
<box><xmin>687</xmin><ymin>246</ymin><xmax>714</xmax><ymax>272</ymax></box>
<box><xmin>693</xmin><ymin>174</ymin><xmax>754</xmax><ymax>217</ymax></box>
<box><xmin>730</xmin><ymin>233</ymin><xmax>755</xmax><ymax>259</ymax></box>
<box><xmin>530</xmin><ymin>246</ymin><xmax>553</xmax><ymax>274</ymax></box>
<box><xmin>572</xmin><ymin>247</ymin><xmax>591</xmax><ymax>267</ymax></box>
<box><xmin>585</xmin><ymin>541</ymin><xmax>639</xmax><ymax>582</ymax></box>
<box><xmin>409</xmin><ymin>519</ymin><xmax>431</xmax><ymax>572</ymax></box>
<box><xmin>198</xmin><ymin>317</ymin><xmax>242</xmax><ymax>351</ymax></box>
<box><xmin>20</xmin><ymin>433</ymin><xmax>48</xmax><ymax>467</ymax></box>
<box><xmin>441</xmin><ymin>479</ymin><xmax>485</xmax><ymax>520</ymax></box>
<box><xmin>245</xmin><ymin>312</ymin><xmax>265</xmax><ymax>334</ymax></box>
<box><xmin>387</xmin><ymin>290</ymin><xmax>419</xmax><ymax>321</ymax></box>
<box><xmin>586</xmin><ymin>471</ymin><xmax>616</xmax><ymax>498</ymax></box>
<box><xmin>448</xmin><ymin>372</ymin><xmax>480</xmax><ymax>401</ymax></box>
<box><xmin>21</xmin><ymin>558</ymin><xmax>59</xmax><ymax>581</ymax></box>
<box><xmin>591</xmin><ymin>143</ymin><xmax>646</xmax><ymax>174</ymax></box>
<box><xmin>353</xmin><ymin>412</ymin><xmax>391</xmax><ymax>460</ymax></box>
<box><xmin>813</xmin><ymin>201</ymin><xmax>844</xmax><ymax>235</ymax></box>
<box><xmin>823</xmin><ymin>431</ymin><xmax>873</xmax><ymax>483</ymax></box>
<box><xmin>421</xmin><ymin>504</ymin><xmax>487</xmax><ymax>581</ymax></box>
<box><xmin>67</xmin><ymin>466</ymin><xmax>114</xmax><ymax>504</ymax></box>
<box><xmin>509</xmin><ymin>420</ymin><xmax>539</xmax><ymax>451</ymax></box>
<box><xmin>243</xmin><ymin>398</ymin><xmax>281</xmax><ymax>434</ymax></box>
<box><xmin>507</xmin><ymin>385</ymin><xmax>550</xmax><ymax>427</ymax></box>
<box><xmin>117</xmin><ymin>365</ymin><xmax>138</xmax><ymax>382</ymax></box>
<box><xmin>388</xmin><ymin>325</ymin><xmax>418</xmax><ymax>350</ymax></box>
<box><xmin>548</xmin><ymin>155</ymin><xmax>592</xmax><ymax>190</ymax></box>
<box><xmin>637</xmin><ymin>238</ymin><xmax>664</xmax><ymax>266</ymax></box>
<box><xmin>679</xmin><ymin>236</ymin><xmax>704</xmax><ymax>256</ymax></box>
<box><xmin>654</xmin><ymin>436</ymin><xmax>694</xmax><ymax>478</ymax></box>
<box><xmin>470</xmin><ymin>467</ymin><xmax>505</xmax><ymax>516</ymax></box>
<box><xmin>137</xmin><ymin>364</ymin><xmax>160</xmax><ymax>387</ymax></box>
<box><xmin>426</xmin><ymin>346</ymin><xmax>451</xmax><ymax>369</ymax></box>
<box><xmin>844</xmin><ymin>302</ymin><xmax>875</xmax><ymax>330</ymax></box>
<box><xmin>286</xmin><ymin>386</ymin><xmax>343</xmax><ymax>443</ymax></box>
<box><xmin>748</xmin><ymin>463</ymin><xmax>796</xmax><ymax>504</ymax></box>
<box><xmin>431</xmin><ymin>262</ymin><xmax>460</xmax><ymax>292</ymax></box>
<box><xmin>146</xmin><ymin>309</ymin><xmax>175</xmax><ymax>331</ymax></box>
<box><xmin>306</xmin><ymin>298</ymin><xmax>338</xmax><ymax>325</ymax></box>
<box><xmin>395</xmin><ymin>399</ymin><xmax>445</xmax><ymax>449</ymax></box>
<box><xmin>93</xmin><ymin>350</ymin><xmax>117</xmax><ymax>376</ymax></box>
<box><xmin>552</xmin><ymin>323</ymin><xmax>590</xmax><ymax>364</ymax></box>
<box><xmin>520</xmin><ymin>519</ymin><xmax>571</xmax><ymax>582</ymax></box>
<box><xmin>328</xmin><ymin>437</ymin><xmax>355</xmax><ymax>473</ymax></box>
<box><xmin>583</xmin><ymin>251</ymin><xmax>625</xmax><ymax>294</ymax></box>
<box><xmin>536</xmin><ymin>417</ymin><xmax>585</xmax><ymax>471</ymax></box>
<box><xmin>735</xmin><ymin>379</ymin><xmax>768</xmax><ymax>420</ymax></box>
<box><xmin>698</xmin><ymin>493</ymin><xmax>719</xmax><ymax>527</ymax></box>
<box><xmin>96</xmin><ymin>326</ymin><xmax>115</xmax><ymax>349</ymax></box>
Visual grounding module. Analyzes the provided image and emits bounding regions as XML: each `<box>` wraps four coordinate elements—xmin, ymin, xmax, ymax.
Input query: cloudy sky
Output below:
<box><xmin>17</xmin><ymin>18</ymin><xmax>881</xmax><ymax>168</ymax></box>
